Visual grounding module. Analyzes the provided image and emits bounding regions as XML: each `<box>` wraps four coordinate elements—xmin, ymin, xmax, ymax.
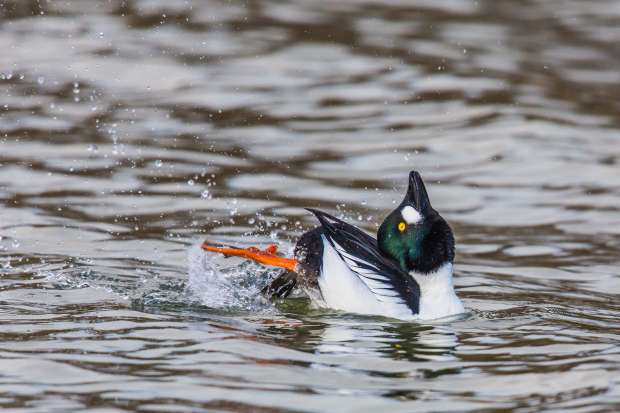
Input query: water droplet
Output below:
<box><xmin>37</xmin><ymin>76</ymin><xmax>45</xmax><ymax>85</ymax></box>
<box><xmin>187</xmin><ymin>179</ymin><xmax>195</xmax><ymax>186</ymax></box>
<box><xmin>201</xmin><ymin>189</ymin><xmax>210</xmax><ymax>199</ymax></box>
<box><xmin>155</xmin><ymin>159</ymin><xmax>163</xmax><ymax>168</ymax></box>
<box><xmin>248</xmin><ymin>218</ymin><xmax>255</xmax><ymax>225</ymax></box>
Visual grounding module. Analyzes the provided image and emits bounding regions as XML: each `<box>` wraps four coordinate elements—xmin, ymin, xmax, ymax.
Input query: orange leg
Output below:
<box><xmin>201</xmin><ymin>240</ymin><xmax>298</xmax><ymax>272</ymax></box>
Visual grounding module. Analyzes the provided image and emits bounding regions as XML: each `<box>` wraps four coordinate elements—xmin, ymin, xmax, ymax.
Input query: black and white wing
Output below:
<box><xmin>307</xmin><ymin>208</ymin><xmax>420</xmax><ymax>314</ymax></box>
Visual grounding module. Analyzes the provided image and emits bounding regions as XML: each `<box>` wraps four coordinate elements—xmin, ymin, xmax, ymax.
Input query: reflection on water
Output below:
<box><xmin>1</xmin><ymin>0</ymin><xmax>620</xmax><ymax>411</ymax></box>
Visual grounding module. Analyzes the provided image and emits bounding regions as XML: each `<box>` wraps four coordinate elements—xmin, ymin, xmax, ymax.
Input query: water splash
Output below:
<box><xmin>187</xmin><ymin>243</ymin><xmax>280</xmax><ymax>312</ymax></box>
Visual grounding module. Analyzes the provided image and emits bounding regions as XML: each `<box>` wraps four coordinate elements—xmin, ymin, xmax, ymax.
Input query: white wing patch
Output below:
<box><xmin>318</xmin><ymin>235</ymin><xmax>415</xmax><ymax>319</ymax></box>
<box><xmin>401</xmin><ymin>205</ymin><xmax>422</xmax><ymax>224</ymax></box>
<box><xmin>332</xmin><ymin>243</ymin><xmax>404</xmax><ymax>302</ymax></box>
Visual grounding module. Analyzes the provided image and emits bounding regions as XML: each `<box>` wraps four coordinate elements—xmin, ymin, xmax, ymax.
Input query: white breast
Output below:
<box><xmin>314</xmin><ymin>236</ymin><xmax>416</xmax><ymax>320</ymax></box>
<box><xmin>410</xmin><ymin>263</ymin><xmax>464</xmax><ymax>320</ymax></box>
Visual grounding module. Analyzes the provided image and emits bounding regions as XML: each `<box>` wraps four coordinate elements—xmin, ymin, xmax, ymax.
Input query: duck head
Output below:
<box><xmin>377</xmin><ymin>171</ymin><xmax>454</xmax><ymax>274</ymax></box>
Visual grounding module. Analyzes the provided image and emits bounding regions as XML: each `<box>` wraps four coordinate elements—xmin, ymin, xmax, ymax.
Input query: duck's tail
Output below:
<box><xmin>201</xmin><ymin>240</ymin><xmax>299</xmax><ymax>299</ymax></box>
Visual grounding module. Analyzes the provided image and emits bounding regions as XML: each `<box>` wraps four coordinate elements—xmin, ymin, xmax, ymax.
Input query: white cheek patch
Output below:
<box><xmin>401</xmin><ymin>205</ymin><xmax>422</xmax><ymax>224</ymax></box>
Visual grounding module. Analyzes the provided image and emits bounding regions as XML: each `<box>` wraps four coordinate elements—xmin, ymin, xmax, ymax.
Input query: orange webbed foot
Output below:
<box><xmin>201</xmin><ymin>240</ymin><xmax>298</xmax><ymax>272</ymax></box>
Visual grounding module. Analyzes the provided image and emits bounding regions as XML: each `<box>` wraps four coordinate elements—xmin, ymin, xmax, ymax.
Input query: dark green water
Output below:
<box><xmin>1</xmin><ymin>0</ymin><xmax>619</xmax><ymax>412</ymax></box>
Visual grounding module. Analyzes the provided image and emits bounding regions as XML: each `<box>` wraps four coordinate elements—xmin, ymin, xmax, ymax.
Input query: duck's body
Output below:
<box><xmin>202</xmin><ymin>171</ymin><xmax>464</xmax><ymax>321</ymax></box>
<box><xmin>288</xmin><ymin>216</ymin><xmax>421</xmax><ymax>320</ymax></box>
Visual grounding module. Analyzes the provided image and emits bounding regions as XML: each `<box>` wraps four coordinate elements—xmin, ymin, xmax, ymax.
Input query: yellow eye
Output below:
<box><xmin>398</xmin><ymin>222</ymin><xmax>406</xmax><ymax>232</ymax></box>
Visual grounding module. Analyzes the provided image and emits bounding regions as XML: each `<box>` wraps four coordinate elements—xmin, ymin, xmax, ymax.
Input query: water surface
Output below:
<box><xmin>1</xmin><ymin>0</ymin><xmax>619</xmax><ymax>412</ymax></box>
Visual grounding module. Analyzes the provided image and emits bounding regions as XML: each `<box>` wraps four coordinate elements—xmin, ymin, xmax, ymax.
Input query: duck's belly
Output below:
<box><xmin>312</xmin><ymin>237</ymin><xmax>417</xmax><ymax>320</ymax></box>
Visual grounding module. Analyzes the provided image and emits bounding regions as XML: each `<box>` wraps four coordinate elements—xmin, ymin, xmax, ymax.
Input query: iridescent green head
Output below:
<box><xmin>377</xmin><ymin>171</ymin><xmax>454</xmax><ymax>274</ymax></box>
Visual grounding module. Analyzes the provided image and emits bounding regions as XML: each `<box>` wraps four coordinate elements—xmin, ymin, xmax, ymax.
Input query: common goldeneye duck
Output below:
<box><xmin>201</xmin><ymin>170</ymin><xmax>464</xmax><ymax>321</ymax></box>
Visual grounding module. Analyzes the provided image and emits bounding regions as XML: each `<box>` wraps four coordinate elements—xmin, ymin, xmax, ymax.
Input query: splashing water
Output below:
<box><xmin>187</xmin><ymin>243</ymin><xmax>281</xmax><ymax>312</ymax></box>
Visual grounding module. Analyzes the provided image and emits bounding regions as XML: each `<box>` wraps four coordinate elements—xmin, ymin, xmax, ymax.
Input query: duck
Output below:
<box><xmin>201</xmin><ymin>170</ymin><xmax>464</xmax><ymax>320</ymax></box>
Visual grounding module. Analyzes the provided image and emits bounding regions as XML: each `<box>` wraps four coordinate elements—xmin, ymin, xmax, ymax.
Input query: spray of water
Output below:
<box><xmin>187</xmin><ymin>243</ymin><xmax>283</xmax><ymax>312</ymax></box>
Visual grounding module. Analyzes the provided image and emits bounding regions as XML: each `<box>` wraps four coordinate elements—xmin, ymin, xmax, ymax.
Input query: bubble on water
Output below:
<box><xmin>187</xmin><ymin>179</ymin><xmax>195</xmax><ymax>186</ymax></box>
<box><xmin>155</xmin><ymin>159</ymin><xmax>163</xmax><ymax>168</ymax></box>
<box><xmin>201</xmin><ymin>189</ymin><xmax>211</xmax><ymax>199</ymax></box>
<box><xmin>248</xmin><ymin>217</ymin><xmax>255</xmax><ymax>225</ymax></box>
<box><xmin>37</xmin><ymin>76</ymin><xmax>45</xmax><ymax>85</ymax></box>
